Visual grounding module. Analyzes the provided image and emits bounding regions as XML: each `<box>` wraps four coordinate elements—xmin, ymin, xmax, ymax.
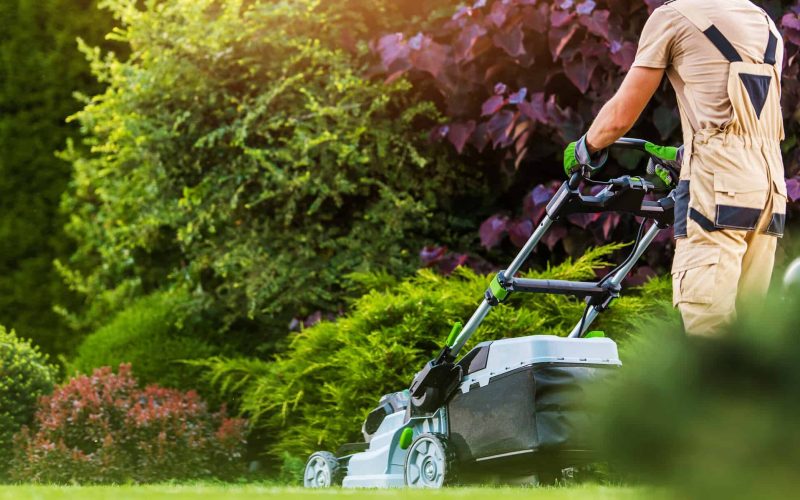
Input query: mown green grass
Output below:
<box><xmin>0</xmin><ymin>485</ymin><xmax>662</xmax><ymax>500</ymax></box>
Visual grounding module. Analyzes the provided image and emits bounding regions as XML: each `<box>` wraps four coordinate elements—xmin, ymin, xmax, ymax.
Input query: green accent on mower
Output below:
<box><xmin>398</xmin><ymin>428</ymin><xmax>413</xmax><ymax>450</ymax></box>
<box><xmin>446</xmin><ymin>322</ymin><xmax>463</xmax><ymax>347</ymax></box>
<box><xmin>489</xmin><ymin>274</ymin><xmax>510</xmax><ymax>302</ymax></box>
<box><xmin>584</xmin><ymin>331</ymin><xmax>606</xmax><ymax>339</ymax></box>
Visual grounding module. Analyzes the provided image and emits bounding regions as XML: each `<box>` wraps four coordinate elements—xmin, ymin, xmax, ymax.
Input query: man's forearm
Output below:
<box><xmin>585</xmin><ymin>97</ymin><xmax>634</xmax><ymax>153</ymax></box>
<box><xmin>582</xmin><ymin>67</ymin><xmax>666</xmax><ymax>153</ymax></box>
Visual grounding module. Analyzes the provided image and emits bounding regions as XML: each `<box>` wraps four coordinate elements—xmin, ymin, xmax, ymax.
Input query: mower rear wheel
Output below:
<box><xmin>303</xmin><ymin>451</ymin><xmax>342</xmax><ymax>488</ymax></box>
<box><xmin>404</xmin><ymin>433</ymin><xmax>456</xmax><ymax>488</ymax></box>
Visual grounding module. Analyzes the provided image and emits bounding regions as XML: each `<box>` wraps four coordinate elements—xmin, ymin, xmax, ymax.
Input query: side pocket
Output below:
<box><xmin>713</xmin><ymin>172</ymin><xmax>768</xmax><ymax>230</ymax></box>
<box><xmin>671</xmin><ymin>245</ymin><xmax>722</xmax><ymax>305</ymax></box>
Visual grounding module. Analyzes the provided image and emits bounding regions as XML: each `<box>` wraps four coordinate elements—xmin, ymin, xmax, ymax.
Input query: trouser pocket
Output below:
<box><xmin>671</xmin><ymin>245</ymin><xmax>722</xmax><ymax>307</ymax></box>
<box><xmin>712</xmin><ymin>171</ymin><xmax>768</xmax><ymax>230</ymax></box>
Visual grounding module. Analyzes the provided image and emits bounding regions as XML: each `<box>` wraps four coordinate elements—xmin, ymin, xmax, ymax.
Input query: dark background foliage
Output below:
<box><xmin>0</xmin><ymin>0</ymin><xmax>113</xmax><ymax>356</ymax></box>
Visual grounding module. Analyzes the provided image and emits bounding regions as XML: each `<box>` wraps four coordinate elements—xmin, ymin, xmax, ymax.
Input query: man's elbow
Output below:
<box><xmin>608</xmin><ymin>103</ymin><xmax>636</xmax><ymax>136</ymax></box>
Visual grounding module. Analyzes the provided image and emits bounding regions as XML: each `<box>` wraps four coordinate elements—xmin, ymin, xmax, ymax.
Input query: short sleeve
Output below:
<box><xmin>632</xmin><ymin>7</ymin><xmax>677</xmax><ymax>69</ymax></box>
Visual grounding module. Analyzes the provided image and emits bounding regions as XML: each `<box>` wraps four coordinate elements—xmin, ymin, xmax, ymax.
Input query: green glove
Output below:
<box><xmin>644</xmin><ymin>142</ymin><xmax>681</xmax><ymax>162</ymax></box>
<box><xmin>647</xmin><ymin>144</ymin><xmax>684</xmax><ymax>189</ymax></box>
<box><xmin>653</xmin><ymin>164</ymin><xmax>677</xmax><ymax>188</ymax></box>
<box><xmin>563</xmin><ymin>134</ymin><xmax>608</xmax><ymax>177</ymax></box>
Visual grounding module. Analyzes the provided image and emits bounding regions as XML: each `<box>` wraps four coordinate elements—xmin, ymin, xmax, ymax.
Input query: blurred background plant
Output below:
<box><xmin>595</xmin><ymin>289</ymin><xmax>800</xmax><ymax>499</ymax></box>
<box><xmin>374</xmin><ymin>0</ymin><xmax>800</xmax><ymax>272</ymax></box>
<box><xmin>0</xmin><ymin>0</ymin><xmax>113</xmax><ymax>356</ymax></box>
<box><xmin>0</xmin><ymin>326</ymin><xmax>57</xmax><ymax>480</ymax></box>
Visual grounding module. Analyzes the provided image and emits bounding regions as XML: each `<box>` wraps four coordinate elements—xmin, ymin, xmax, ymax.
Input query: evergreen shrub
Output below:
<box><xmin>11</xmin><ymin>364</ymin><xmax>246</xmax><ymax>484</ymax></box>
<box><xmin>69</xmin><ymin>289</ymin><xmax>217</xmax><ymax>393</ymax></box>
<box><xmin>197</xmin><ymin>244</ymin><xmax>672</xmax><ymax>459</ymax></box>
<box><xmin>0</xmin><ymin>326</ymin><xmax>57</xmax><ymax>478</ymax></box>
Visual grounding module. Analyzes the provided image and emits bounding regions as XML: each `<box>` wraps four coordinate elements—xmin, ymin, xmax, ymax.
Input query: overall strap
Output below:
<box><xmin>668</xmin><ymin>0</ymin><xmax>743</xmax><ymax>63</ymax></box>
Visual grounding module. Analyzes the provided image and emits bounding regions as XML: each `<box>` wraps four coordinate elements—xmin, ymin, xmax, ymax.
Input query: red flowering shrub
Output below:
<box><xmin>11</xmin><ymin>364</ymin><xmax>246</xmax><ymax>484</ymax></box>
<box><xmin>375</xmin><ymin>0</ymin><xmax>800</xmax><ymax>262</ymax></box>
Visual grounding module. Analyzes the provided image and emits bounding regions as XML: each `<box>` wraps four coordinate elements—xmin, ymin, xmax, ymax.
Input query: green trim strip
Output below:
<box><xmin>585</xmin><ymin>331</ymin><xmax>606</xmax><ymax>339</ymax></box>
<box><xmin>489</xmin><ymin>275</ymin><xmax>510</xmax><ymax>302</ymax></box>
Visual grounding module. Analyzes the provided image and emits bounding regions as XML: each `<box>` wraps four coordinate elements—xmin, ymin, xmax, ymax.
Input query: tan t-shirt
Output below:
<box><xmin>633</xmin><ymin>0</ymin><xmax>783</xmax><ymax>142</ymax></box>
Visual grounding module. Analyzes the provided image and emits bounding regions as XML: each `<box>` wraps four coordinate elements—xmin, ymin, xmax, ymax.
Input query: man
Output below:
<box><xmin>564</xmin><ymin>0</ymin><xmax>786</xmax><ymax>335</ymax></box>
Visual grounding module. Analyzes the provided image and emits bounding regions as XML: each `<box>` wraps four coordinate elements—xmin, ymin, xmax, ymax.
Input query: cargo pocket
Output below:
<box><xmin>765</xmin><ymin>178</ymin><xmax>787</xmax><ymax>237</ymax></box>
<box><xmin>671</xmin><ymin>245</ymin><xmax>721</xmax><ymax>307</ymax></box>
<box><xmin>713</xmin><ymin>172</ymin><xmax>768</xmax><ymax>230</ymax></box>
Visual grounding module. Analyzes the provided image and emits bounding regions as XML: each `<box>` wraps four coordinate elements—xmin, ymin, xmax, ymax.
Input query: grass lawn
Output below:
<box><xmin>0</xmin><ymin>485</ymin><xmax>664</xmax><ymax>500</ymax></box>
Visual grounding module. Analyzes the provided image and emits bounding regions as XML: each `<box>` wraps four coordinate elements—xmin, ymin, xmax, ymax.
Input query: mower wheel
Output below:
<box><xmin>303</xmin><ymin>451</ymin><xmax>342</xmax><ymax>488</ymax></box>
<box><xmin>404</xmin><ymin>433</ymin><xmax>457</xmax><ymax>488</ymax></box>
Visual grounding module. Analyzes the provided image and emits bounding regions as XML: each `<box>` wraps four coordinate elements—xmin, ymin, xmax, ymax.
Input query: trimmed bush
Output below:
<box><xmin>0</xmin><ymin>326</ymin><xmax>57</xmax><ymax>478</ymax></box>
<box><xmin>69</xmin><ymin>289</ymin><xmax>217</xmax><ymax>393</ymax></box>
<box><xmin>11</xmin><ymin>364</ymin><xmax>246</xmax><ymax>484</ymax></box>
<box><xmin>197</xmin><ymin>244</ymin><xmax>672</xmax><ymax>459</ymax></box>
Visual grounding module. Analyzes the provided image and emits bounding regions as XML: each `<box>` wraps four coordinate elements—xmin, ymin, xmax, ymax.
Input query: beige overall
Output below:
<box><xmin>668</xmin><ymin>0</ymin><xmax>787</xmax><ymax>335</ymax></box>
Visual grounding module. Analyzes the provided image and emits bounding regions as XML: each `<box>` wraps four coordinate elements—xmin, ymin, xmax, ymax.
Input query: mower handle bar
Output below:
<box><xmin>449</xmin><ymin>138</ymin><xmax>674</xmax><ymax>356</ymax></box>
<box><xmin>570</xmin><ymin>137</ymin><xmax>670</xmax><ymax>186</ymax></box>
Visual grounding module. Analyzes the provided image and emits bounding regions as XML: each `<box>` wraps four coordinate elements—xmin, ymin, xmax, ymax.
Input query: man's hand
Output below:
<box><xmin>563</xmin><ymin>134</ymin><xmax>608</xmax><ymax>177</ymax></box>
<box><xmin>648</xmin><ymin>144</ymin><xmax>684</xmax><ymax>188</ymax></box>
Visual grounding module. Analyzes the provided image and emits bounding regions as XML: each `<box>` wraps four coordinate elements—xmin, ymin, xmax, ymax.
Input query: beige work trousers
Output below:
<box><xmin>672</xmin><ymin>134</ymin><xmax>786</xmax><ymax>336</ymax></box>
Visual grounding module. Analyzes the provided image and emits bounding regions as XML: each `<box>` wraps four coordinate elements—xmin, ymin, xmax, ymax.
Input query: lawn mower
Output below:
<box><xmin>303</xmin><ymin>138</ymin><xmax>678</xmax><ymax>488</ymax></box>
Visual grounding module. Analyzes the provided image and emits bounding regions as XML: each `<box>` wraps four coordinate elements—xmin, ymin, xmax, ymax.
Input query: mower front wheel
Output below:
<box><xmin>303</xmin><ymin>451</ymin><xmax>342</xmax><ymax>488</ymax></box>
<box><xmin>404</xmin><ymin>433</ymin><xmax>457</xmax><ymax>488</ymax></box>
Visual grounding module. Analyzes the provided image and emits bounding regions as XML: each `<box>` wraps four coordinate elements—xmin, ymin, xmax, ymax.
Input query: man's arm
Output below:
<box><xmin>585</xmin><ymin>67</ymin><xmax>665</xmax><ymax>153</ymax></box>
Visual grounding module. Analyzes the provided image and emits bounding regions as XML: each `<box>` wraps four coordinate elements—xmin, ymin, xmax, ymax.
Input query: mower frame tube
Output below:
<box><xmin>567</xmin><ymin>222</ymin><xmax>663</xmax><ymax>338</ymax></box>
<box><xmin>451</xmin><ymin>204</ymin><xmax>562</xmax><ymax>356</ymax></box>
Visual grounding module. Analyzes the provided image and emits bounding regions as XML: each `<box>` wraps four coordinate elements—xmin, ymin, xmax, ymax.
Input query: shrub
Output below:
<box><xmin>197</xmin><ymin>244</ymin><xmax>672</xmax><ymax>459</ymax></box>
<box><xmin>69</xmin><ymin>289</ymin><xmax>217</xmax><ymax>393</ymax></box>
<box><xmin>60</xmin><ymin>0</ymin><xmax>490</xmax><ymax>346</ymax></box>
<box><xmin>11</xmin><ymin>364</ymin><xmax>246</xmax><ymax>484</ymax></box>
<box><xmin>596</xmin><ymin>291</ymin><xmax>800</xmax><ymax>498</ymax></box>
<box><xmin>0</xmin><ymin>326</ymin><xmax>57</xmax><ymax>478</ymax></box>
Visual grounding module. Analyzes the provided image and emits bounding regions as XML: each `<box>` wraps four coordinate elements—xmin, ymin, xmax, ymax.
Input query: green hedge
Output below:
<box><xmin>0</xmin><ymin>326</ymin><xmax>57</xmax><ymax>478</ymax></box>
<box><xmin>70</xmin><ymin>290</ymin><xmax>217</xmax><ymax>394</ymax></box>
<box><xmin>197</xmin><ymin>244</ymin><xmax>672</xmax><ymax>459</ymax></box>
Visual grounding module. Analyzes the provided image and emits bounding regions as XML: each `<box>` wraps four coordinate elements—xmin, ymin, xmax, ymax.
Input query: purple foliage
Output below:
<box><xmin>388</xmin><ymin>0</ymin><xmax>800</xmax><ymax>273</ymax></box>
